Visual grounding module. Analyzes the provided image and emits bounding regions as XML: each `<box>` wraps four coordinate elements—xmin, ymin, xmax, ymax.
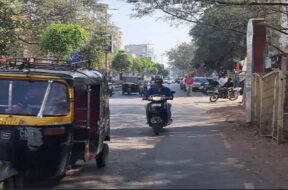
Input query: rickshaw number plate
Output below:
<box><xmin>0</xmin><ymin>118</ymin><xmax>20</xmax><ymax>125</ymax></box>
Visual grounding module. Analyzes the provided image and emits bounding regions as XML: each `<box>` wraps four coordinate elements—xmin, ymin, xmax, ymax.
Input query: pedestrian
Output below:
<box><xmin>185</xmin><ymin>73</ymin><xmax>194</xmax><ymax>96</ymax></box>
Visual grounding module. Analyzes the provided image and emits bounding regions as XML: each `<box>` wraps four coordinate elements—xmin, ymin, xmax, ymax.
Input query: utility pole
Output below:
<box><xmin>104</xmin><ymin>6</ymin><xmax>109</xmax><ymax>81</ymax></box>
<box><xmin>102</xmin><ymin>5</ymin><xmax>117</xmax><ymax>81</ymax></box>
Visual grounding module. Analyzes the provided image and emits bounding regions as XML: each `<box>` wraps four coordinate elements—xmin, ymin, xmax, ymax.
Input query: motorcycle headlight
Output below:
<box><xmin>152</xmin><ymin>96</ymin><xmax>162</xmax><ymax>101</ymax></box>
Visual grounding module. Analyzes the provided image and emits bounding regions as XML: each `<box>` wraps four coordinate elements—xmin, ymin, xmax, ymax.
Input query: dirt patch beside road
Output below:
<box><xmin>206</xmin><ymin>102</ymin><xmax>288</xmax><ymax>188</ymax></box>
<box><xmin>206</xmin><ymin>103</ymin><xmax>245</xmax><ymax>123</ymax></box>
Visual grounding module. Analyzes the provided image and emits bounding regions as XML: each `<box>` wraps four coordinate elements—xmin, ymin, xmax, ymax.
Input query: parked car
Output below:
<box><xmin>200</xmin><ymin>78</ymin><xmax>220</xmax><ymax>95</ymax></box>
<box><xmin>192</xmin><ymin>77</ymin><xmax>209</xmax><ymax>91</ymax></box>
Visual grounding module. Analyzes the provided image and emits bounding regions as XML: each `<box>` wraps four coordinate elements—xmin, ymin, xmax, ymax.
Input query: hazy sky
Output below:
<box><xmin>101</xmin><ymin>0</ymin><xmax>192</xmax><ymax>67</ymax></box>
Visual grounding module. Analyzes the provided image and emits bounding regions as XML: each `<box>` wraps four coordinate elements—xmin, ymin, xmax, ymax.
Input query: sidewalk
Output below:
<box><xmin>206</xmin><ymin>100</ymin><xmax>288</xmax><ymax>188</ymax></box>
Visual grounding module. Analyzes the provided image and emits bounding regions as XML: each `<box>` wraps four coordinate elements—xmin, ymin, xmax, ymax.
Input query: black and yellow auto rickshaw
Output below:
<box><xmin>0</xmin><ymin>58</ymin><xmax>110</xmax><ymax>188</ymax></box>
<box><xmin>122</xmin><ymin>76</ymin><xmax>140</xmax><ymax>95</ymax></box>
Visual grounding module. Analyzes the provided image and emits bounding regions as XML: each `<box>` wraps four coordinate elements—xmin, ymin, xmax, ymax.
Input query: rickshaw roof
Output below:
<box><xmin>0</xmin><ymin>58</ymin><xmax>105</xmax><ymax>85</ymax></box>
<box><xmin>0</xmin><ymin>69</ymin><xmax>104</xmax><ymax>84</ymax></box>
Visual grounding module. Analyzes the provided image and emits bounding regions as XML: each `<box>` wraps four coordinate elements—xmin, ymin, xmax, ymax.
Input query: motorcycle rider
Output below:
<box><xmin>219</xmin><ymin>77</ymin><xmax>234</xmax><ymax>97</ymax></box>
<box><xmin>145</xmin><ymin>76</ymin><xmax>173</xmax><ymax>123</ymax></box>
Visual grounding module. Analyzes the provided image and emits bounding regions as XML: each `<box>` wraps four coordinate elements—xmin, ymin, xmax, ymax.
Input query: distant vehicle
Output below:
<box><xmin>180</xmin><ymin>77</ymin><xmax>186</xmax><ymax>91</ymax></box>
<box><xmin>122</xmin><ymin>76</ymin><xmax>140</xmax><ymax>95</ymax></box>
<box><xmin>192</xmin><ymin>77</ymin><xmax>209</xmax><ymax>91</ymax></box>
<box><xmin>167</xmin><ymin>79</ymin><xmax>172</xmax><ymax>84</ymax></box>
<box><xmin>210</xmin><ymin>87</ymin><xmax>241</xmax><ymax>102</ymax></box>
<box><xmin>108</xmin><ymin>82</ymin><xmax>114</xmax><ymax>97</ymax></box>
<box><xmin>163</xmin><ymin>79</ymin><xmax>169</xmax><ymax>84</ymax></box>
<box><xmin>175</xmin><ymin>78</ymin><xmax>181</xmax><ymax>84</ymax></box>
<box><xmin>200</xmin><ymin>78</ymin><xmax>219</xmax><ymax>95</ymax></box>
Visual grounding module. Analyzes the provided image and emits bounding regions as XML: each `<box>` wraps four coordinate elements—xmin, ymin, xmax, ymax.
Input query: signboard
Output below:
<box><xmin>105</xmin><ymin>34</ymin><xmax>113</xmax><ymax>53</ymax></box>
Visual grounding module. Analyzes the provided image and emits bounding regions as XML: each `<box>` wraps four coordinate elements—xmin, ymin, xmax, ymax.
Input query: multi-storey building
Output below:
<box><xmin>124</xmin><ymin>44</ymin><xmax>154</xmax><ymax>60</ymax></box>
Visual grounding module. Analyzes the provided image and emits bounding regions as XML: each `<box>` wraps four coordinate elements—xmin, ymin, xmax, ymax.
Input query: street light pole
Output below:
<box><xmin>102</xmin><ymin>5</ymin><xmax>117</xmax><ymax>81</ymax></box>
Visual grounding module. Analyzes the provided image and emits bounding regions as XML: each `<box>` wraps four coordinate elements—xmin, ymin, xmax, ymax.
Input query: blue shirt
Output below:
<box><xmin>147</xmin><ymin>85</ymin><xmax>172</xmax><ymax>97</ymax></box>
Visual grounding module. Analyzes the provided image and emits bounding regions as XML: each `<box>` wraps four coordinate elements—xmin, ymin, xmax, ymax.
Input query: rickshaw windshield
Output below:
<box><xmin>0</xmin><ymin>79</ymin><xmax>69</xmax><ymax>116</ymax></box>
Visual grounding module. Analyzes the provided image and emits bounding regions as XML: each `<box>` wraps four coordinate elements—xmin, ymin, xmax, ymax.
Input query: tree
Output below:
<box><xmin>189</xmin><ymin>6</ymin><xmax>271</xmax><ymax>74</ymax></box>
<box><xmin>111</xmin><ymin>50</ymin><xmax>133</xmax><ymax>73</ymax></box>
<box><xmin>0</xmin><ymin>0</ymin><xmax>23</xmax><ymax>55</ymax></box>
<box><xmin>162</xmin><ymin>69</ymin><xmax>170</xmax><ymax>78</ymax></box>
<box><xmin>166</xmin><ymin>42</ymin><xmax>195</xmax><ymax>71</ymax></box>
<box><xmin>127</xmin><ymin>0</ymin><xmax>287</xmax><ymax>57</ymax></box>
<box><xmin>80</xmin><ymin>34</ymin><xmax>109</xmax><ymax>69</ymax></box>
<box><xmin>133</xmin><ymin>56</ymin><xmax>158</xmax><ymax>74</ymax></box>
<box><xmin>1</xmin><ymin>0</ymin><xmax>121</xmax><ymax>67</ymax></box>
<box><xmin>155</xmin><ymin>63</ymin><xmax>164</xmax><ymax>74</ymax></box>
<box><xmin>39</xmin><ymin>24</ymin><xmax>89</xmax><ymax>59</ymax></box>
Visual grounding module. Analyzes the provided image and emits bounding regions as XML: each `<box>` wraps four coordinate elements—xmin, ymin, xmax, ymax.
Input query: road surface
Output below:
<box><xmin>55</xmin><ymin>84</ymin><xmax>274</xmax><ymax>189</ymax></box>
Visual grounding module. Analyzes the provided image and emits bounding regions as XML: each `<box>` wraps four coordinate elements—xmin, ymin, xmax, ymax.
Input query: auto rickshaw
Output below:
<box><xmin>0</xmin><ymin>58</ymin><xmax>110</xmax><ymax>188</ymax></box>
<box><xmin>122</xmin><ymin>76</ymin><xmax>140</xmax><ymax>95</ymax></box>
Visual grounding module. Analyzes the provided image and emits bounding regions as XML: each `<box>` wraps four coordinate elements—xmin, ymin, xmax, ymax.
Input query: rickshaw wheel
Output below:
<box><xmin>96</xmin><ymin>143</ymin><xmax>109</xmax><ymax>168</ymax></box>
<box><xmin>3</xmin><ymin>175</ymin><xmax>25</xmax><ymax>189</ymax></box>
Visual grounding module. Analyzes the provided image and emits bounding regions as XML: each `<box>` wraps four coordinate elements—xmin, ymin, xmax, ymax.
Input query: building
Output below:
<box><xmin>124</xmin><ymin>44</ymin><xmax>154</xmax><ymax>60</ymax></box>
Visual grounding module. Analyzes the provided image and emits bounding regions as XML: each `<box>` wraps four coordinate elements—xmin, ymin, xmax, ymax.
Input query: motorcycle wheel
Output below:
<box><xmin>229</xmin><ymin>91</ymin><xmax>239</xmax><ymax>101</ymax></box>
<box><xmin>3</xmin><ymin>175</ymin><xmax>25</xmax><ymax>189</ymax></box>
<box><xmin>153</xmin><ymin>126</ymin><xmax>161</xmax><ymax>136</ymax></box>
<box><xmin>209</xmin><ymin>94</ymin><xmax>218</xmax><ymax>102</ymax></box>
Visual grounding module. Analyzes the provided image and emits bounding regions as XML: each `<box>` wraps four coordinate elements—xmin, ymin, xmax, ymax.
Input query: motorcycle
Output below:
<box><xmin>200</xmin><ymin>79</ymin><xmax>220</xmax><ymax>95</ymax></box>
<box><xmin>139</xmin><ymin>84</ymin><xmax>148</xmax><ymax>97</ymax></box>
<box><xmin>209</xmin><ymin>87</ymin><xmax>241</xmax><ymax>102</ymax></box>
<box><xmin>144</xmin><ymin>92</ymin><xmax>175</xmax><ymax>135</ymax></box>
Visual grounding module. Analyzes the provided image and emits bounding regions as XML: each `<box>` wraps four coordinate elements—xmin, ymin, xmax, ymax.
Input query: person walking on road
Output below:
<box><xmin>185</xmin><ymin>73</ymin><xmax>194</xmax><ymax>96</ymax></box>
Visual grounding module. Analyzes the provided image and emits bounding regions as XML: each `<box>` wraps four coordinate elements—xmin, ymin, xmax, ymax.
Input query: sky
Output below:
<box><xmin>101</xmin><ymin>0</ymin><xmax>192</xmax><ymax>67</ymax></box>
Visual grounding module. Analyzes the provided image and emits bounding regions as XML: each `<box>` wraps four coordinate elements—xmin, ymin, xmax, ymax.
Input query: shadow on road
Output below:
<box><xmin>56</xmin><ymin>124</ymin><xmax>248</xmax><ymax>189</ymax></box>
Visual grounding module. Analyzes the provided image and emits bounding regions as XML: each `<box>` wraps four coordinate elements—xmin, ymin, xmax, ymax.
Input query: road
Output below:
<box><xmin>55</xmin><ymin>84</ymin><xmax>274</xmax><ymax>189</ymax></box>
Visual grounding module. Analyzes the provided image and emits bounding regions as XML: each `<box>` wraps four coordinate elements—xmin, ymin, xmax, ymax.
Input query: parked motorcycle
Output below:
<box><xmin>209</xmin><ymin>87</ymin><xmax>241</xmax><ymax>102</ymax></box>
<box><xmin>144</xmin><ymin>92</ymin><xmax>175</xmax><ymax>135</ymax></box>
<box><xmin>200</xmin><ymin>79</ymin><xmax>220</xmax><ymax>95</ymax></box>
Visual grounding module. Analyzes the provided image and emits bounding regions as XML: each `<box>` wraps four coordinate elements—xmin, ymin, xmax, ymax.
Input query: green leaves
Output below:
<box><xmin>81</xmin><ymin>33</ymin><xmax>109</xmax><ymax>69</ymax></box>
<box><xmin>0</xmin><ymin>0</ymin><xmax>121</xmax><ymax>69</ymax></box>
<box><xmin>167</xmin><ymin>42</ymin><xmax>195</xmax><ymax>71</ymax></box>
<box><xmin>189</xmin><ymin>5</ymin><xmax>268</xmax><ymax>73</ymax></box>
<box><xmin>39</xmin><ymin>23</ymin><xmax>89</xmax><ymax>58</ymax></box>
<box><xmin>111</xmin><ymin>50</ymin><xmax>134</xmax><ymax>72</ymax></box>
<box><xmin>133</xmin><ymin>56</ymin><xmax>158</xmax><ymax>74</ymax></box>
<box><xmin>112</xmin><ymin>52</ymin><xmax>158</xmax><ymax>74</ymax></box>
<box><xmin>0</xmin><ymin>0</ymin><xmax>22</xmax><ymax>55</ymax></box>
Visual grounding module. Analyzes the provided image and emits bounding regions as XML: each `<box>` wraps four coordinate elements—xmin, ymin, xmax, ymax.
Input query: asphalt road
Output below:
<box><xmin>55</xmin><ymin>84</ymin><xmax>274</xmax><ymax>189</ymax></box>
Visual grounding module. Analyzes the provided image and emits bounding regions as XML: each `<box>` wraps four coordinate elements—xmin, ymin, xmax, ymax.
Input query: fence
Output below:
<box><xmin>252</xmin><ymin>70</ymin><xmax>287</xmax><ymax>143</ymax></box>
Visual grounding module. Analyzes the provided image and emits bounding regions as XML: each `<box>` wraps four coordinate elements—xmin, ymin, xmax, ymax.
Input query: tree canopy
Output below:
<box><xmin>111</xmin><ymin>50</ymin><xmax>134</xmax><ymax>73</ymax></box>
<box><xmin>0</xmin><ymin>0</ymin><xmax>122</xmax><ymax>69</ymax></box>
<box><xmin>0</xmin><ymin>0</ymin><xmax>23</xmax><ymax>55</ymax></box>
<box><xmin>112</xmin><ymin>51</ymin><xmax>159</xmax><ymax>75</ymax></box>
<box><xmin>39</xmin><ymin>24</ymin><xmax>89</xmax><ymax>58</ymax></box>
<box><xmin>127</xmin><ymin>0</ymin><xmax>286</xmax><ymax>73</ymax></box>
<box><xmin>166</xmin><ymin>42</ymin><xmax>195</xmax><ymax>71</ymax></box>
